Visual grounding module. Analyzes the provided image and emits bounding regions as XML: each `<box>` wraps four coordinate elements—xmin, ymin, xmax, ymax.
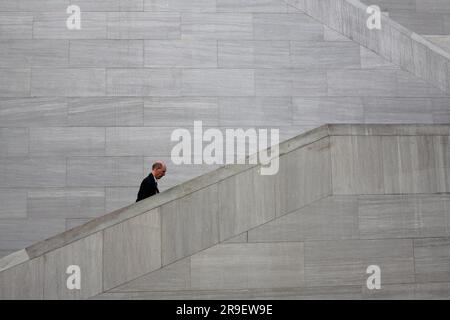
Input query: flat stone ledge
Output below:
<box><xmin>412</xmin><ymin>33</ymin><xmax>450</xmax><ymax>61</ymax></box>
<box><xmin>0</xmin><ymin>249</ymin><xmax>29</xmax><ymax>273</ymax></box>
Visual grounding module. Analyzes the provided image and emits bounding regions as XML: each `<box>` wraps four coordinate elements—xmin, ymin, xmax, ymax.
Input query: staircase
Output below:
<box><xmin>1</xmin><ymin>124</ymin><xmax>450</xmax><ymax>299</ymax></box>
<box><xmin>284</xmin><ymin>0</ymin><xmax>450</xmax><ymax>95</ymax></box>
<box><xmin>1</xmin><ymin>0</ymin><xmax>450</xmax><ymax>259</ymax></box>
<box><xmin>1</xmin><ymin>0</ymin><xmax>450</xmax><ymax>300</ymax></box>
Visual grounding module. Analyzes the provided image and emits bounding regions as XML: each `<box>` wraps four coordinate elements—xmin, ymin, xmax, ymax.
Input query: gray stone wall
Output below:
<box><xmin>360</xmin><ymin>0</ymin><xmax>450</xmax><ymax>35</ymax></box>
<box><xmin>0</xmin><ymin>0</ymin><xmax>449</xmax><ymax>257</ymax></box>
<box><xmin>1</xmin><ymin>124</ymin><xmax>449</xmax><ymax>299</ymax></box>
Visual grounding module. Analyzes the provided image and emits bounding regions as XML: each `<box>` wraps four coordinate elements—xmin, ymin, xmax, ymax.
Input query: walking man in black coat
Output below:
<box><xmin>136</xmin><ymin>161</ymin><xmax>167</xmax><ymax>202</ymax></box>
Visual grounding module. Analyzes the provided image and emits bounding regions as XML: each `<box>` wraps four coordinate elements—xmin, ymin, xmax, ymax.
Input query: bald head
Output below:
<box><xmin>152</xmin><ymin>161</ymin><xmax>166</xmax><ymax>179</ymax></box>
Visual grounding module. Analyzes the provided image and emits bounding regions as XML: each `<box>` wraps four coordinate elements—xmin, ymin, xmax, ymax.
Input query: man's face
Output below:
<box><xmin>154</xmin><ymin>166</ymin><xmax>166</xmax><ymax>179</ymax></box>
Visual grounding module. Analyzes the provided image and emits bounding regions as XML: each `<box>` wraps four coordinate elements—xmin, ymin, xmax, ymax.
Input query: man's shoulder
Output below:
<box><xmin>141</xmin><ymin>174</ymin><xmax>150</xmax><ymax>183</ymax></box>
<box><xmin>144</xmin><ymin>173</ymin><xmax>155</xmax><ymax>184</ymax></box>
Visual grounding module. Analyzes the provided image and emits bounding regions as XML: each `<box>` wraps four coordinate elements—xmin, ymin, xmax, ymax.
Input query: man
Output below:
<box><xmin>136</xmin><ymin>161</ymin><xmax>167</xmax><ymax>202</ymax></box>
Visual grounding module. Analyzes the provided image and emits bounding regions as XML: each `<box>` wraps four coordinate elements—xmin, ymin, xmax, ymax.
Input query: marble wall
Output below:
<box><xmin>0</xmin><ymin>0</ymin><xmax>449</xmax><ymax>257</ymax></box>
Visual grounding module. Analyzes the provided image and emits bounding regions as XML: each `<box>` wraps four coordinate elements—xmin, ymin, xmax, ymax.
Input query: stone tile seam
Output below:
<box><xmin>106</xmin><ymin>279</ymin><xmax>450</xmax><ymax>294</ymax></box>
<box><xmin>107</xmin><ymin>285</ymin><xmax>363</xmax><ymax>295</ymax></box>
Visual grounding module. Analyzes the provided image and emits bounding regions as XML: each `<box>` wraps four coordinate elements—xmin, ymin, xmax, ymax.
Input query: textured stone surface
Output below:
<box><xmin>0</xmin><ymin>13</ymin><xmax>33</xmax><ymax>39</ymax></box>
<box><xmin>43</xmin><ymin>232</ymin><xmax>103</xmax><ymax>299</ymax></box>
<box><xmin>0</xmin><ymin>128</ymin><xmax>28</xmax><ymax>157</ymax></box>
<box><xmin>0</xmin><ymin>0</ymin><xmax>69</xmax><ymax>12</ymax></box>
<box><xmin>145</xmin><ymin>0</ymin><xmax>215</xmax><ymax>12</ymax></box>
<box><xmin>33</xmin><ymin>13</ymin><xmax>107</xmax><ymax>39</ymax></box>
<box><xmin>181</xmin><ymin>13</ymin><xmax>253</xmax><ymax>39</ymax></box>
<box><xmin>143</xmin><ymin>157</ymin><xmax>219</xmax><ymax>190</ymax></box>
<box><xmin>110</xmin><ymin>257</ymin><xmax>191</xmax><ymax>292</ymax></box>
<box><xmin>217</xmin><ymin>0</ymin><xmax>287</xmax><ymax>13</ymax></box>
<box><xmin>71</xmin><ymin>0</ymin><xmax>144</xmax><ymax>11</ymax></box>
<box><xmin>65</xmin><ymin>219</ymin><xmax>92</xmax><ymax>231</ymax></box>
<box><xmin>1</xmin><ymin>0</ymin><xmax>450</xmax><ymax>294</ymax></box>
<box><xmin>29</xmin><ymin>127</ymin><xmax>105</xmax><ymax>156</ymax></box>
<box><xmin>0</xmin><ymin>249</ymin><xmax>28</xmax><ymax>272</ymax></box>
<box><xmin>219</xmin><ymin>40</ymin><xmax>290</xmax><ymax>68</ymax></box>
<box><xmin>145</xmin><ymin>40</ymin><xmax>217</xmax><ymax>67</ymax></box>
<box><xmin>67</xmin><ymin>156</ymin><xmax>143</xmax><ymax>187</ymax></box>
<box><xmin>221</xmin><ymin>232</ymin><xmax>248</xmax><ymax>244</ymax></box>
<box><xmin>327</xmin><ymin>69</ymin><xmax>397</xmax><ymax>96</ymax></box>
<box><xmin>145</xmin><ymin>97</ymin><xmax>218</xmax><ymax>126</ymax></box>
<box><xmin>248</xmin><ymin>196</ymin><xmax>359</xmax><ymax>242</ymax></box>
<box><xmin>0</xmin><ymin>219</ymin><xmax>66</xmax><ymax>252</ymax></box>
<box><xmin>255</xmin><ymin>69</ymin><xmax>327</xmax><ymax>96</ymax></box>
<box><xmin>95</xmin><ymin>285</ymin><xmax>362</xmax><ymax>300</ymax></box>
<box><xmin>219</xmin><ymin>97</ymin><xmax>291</xmax><ymax>126</ymax></box>
<box><xmin>161</xmin><ymin>184</ymin><xmax>219</xmax><ymax>265</ymax></box>
<box><xmin>68</xmin><ymin>97</ymin><xmax>144</xmax><ymax>126</ymax></box>
<box><xmin>0</xmin><ymin>257</ymin><xmax>43</xmax><ymax>299</ymax></box>
<box><xmin>363</xmin><ymin>98</ymin><xmax>434</xmax><ymax>124</ymax></box>
<box><xmin>103</xmin><ymin>209</ymin><xmax>161</xmax><ymax>291</ymax></box>
<box><xmin>330</xmin><ymin>134</ymin><xmax>448</xmax><ymax>195</ymax></box>
<box><xmin>276</xmin><ymin>137</ymin><xmax>332</xmax><ymax>216</ymax></box>
<box><xmin>414</xmin><ymin>238</ymin><xmax>450</xmax><ymax>283</ymax></box>
<box><xmin>425</xmin><ymin>36</ymin><xmax>450</xmax><ymax>54</ymax></box>
<box><xmin>182</xmin><ymin>69</ymin><xmax>255</xmax><ymax>96</ymax></box>
<box><xmin>382</xmin><ymin>136</ymin><xmax>443</xmax><ymax>194</ymax></box>
<box><xmin>107</xmin><ymin>69</ymin><xmax>181</xmax><ymax>96</ymax></box>
<box><xmin>31</xmin><ymin>69</ymin><xmax>106</xmax><ymax>97</ymax></box>
<box><xmin>108</xmin><ymin>12</ymin><xmax>180</xmax><ymax>40</ymax></box>
<box><xmin>70</xmin><ymin>40</ymin><xmax>143</xmax><ymax>67</ymax></box>
<box><xmin>293</xmin><ymin>97</ymin><xmax>364</xmax><ymax>125</ymax></box>
<box><xmin>304</xmin><ymin>239</ymin><xmax>415</xmax><ymax>287</ymax></box>
<box><xmin>290</xmin><ymin>0</ymin><xmax>450</xmax><ymax>94</ymax></box>
<box><xmin>0</xmin><ymin>40</ymin><xmax>68</xmax><ymax>67</ymax></box>
<box><xmin>290</xmin><ymin>41</ymin><xmax>361</xmax><ymax>68</ymax></box>
<box><xmin>27</xmin><ymin>188</ymin><xmax>106</xmax><ymax>219</ymax></box>
<box><xmin>358</xmin><ymin>195</ymin><xmax>449</xmax><ymax>239</ymax></box>
<box><xmin>23</xmin><ymin>125</ymin><xmax>324</xmax><ymax>259</ymax></box>
<box><xmin>253</xmin><ymin>13</ymin><xmax>323</xmax><ymax>40</ymax></box>
<box><xmin>0</xmin><ymin>69</ymin><xmax>30</xmax><ymax>97</ymax></box>
<box><xmin>0</xmin><ymin>189</ymin><xmax>27</xmax><ymax>218</ymax></box>
<box><xmin>190</xmin><ymin>243</ymin><xmax>305</xmax><ymax>290</ymax></box>
<box><xmin>0</xmin><ymin>157</ymin><xmax>66</xmax><ymax>187</ymax></box>
<box><xmin>105</xmin><ymin>187</ymin><xmax>139</xmax><ymax>212</ymax></box>
<box><xmin>218</xmin><ymin>166</ymin><xmax>277</xmax><ymax>241</ymax></box>
<box><xmin>1</xmin><ymin>124</ymin><xmax>450</xmax><ymax>299</ymax></box>
<box><xmin>0</xmin><ymin>98</ymin><xmax>67</xmax><ymax>127</ymax></box>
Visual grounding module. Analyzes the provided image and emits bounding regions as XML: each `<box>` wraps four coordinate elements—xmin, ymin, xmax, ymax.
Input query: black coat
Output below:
<box><xmin>136</xmin><ymin>173</ymin><xmax>159</xmax><ymax>202</ymax></box>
